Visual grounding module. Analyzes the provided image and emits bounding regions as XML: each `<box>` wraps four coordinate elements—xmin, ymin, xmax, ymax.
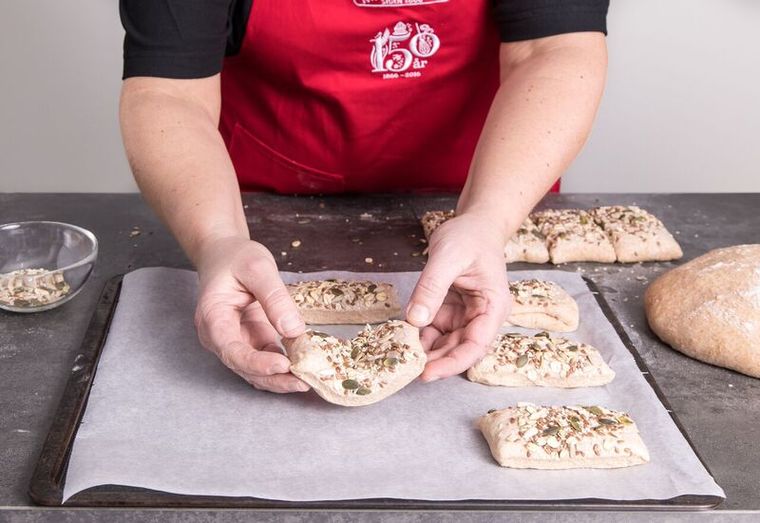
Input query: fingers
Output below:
<box><xmin>421</xmin><ymin>339</ymin><xmax>486</xmax><ymax>382</ymax></box>
<box><xmin>233</xmin><ymin>253</ymin><xmax>305</xmax><ymax>338</ymax></box>
<box><xmin>406</xmin><ymin>249</ymin><xmax>464</xmax><ymax>328</ymax></box>
<box><xmin>219</xmin><ymin>339</ymin><xmax>291</xmax><ymax>375</ymax></box>
<box><xmin>424</xmin><ymin>330</ymin><xmax>463</xmax><ymax>366</ymax></box>
<box><xmin>421</xmin><ymin>297</ymin><xmax>507</xmax><ymax>380</ymax></box>
<box><xmin>420</xmin><ymin>325</ymin><xmax>442</xmax><ymax>351</ymax></box>
<box><xmin>247</xmin><ymin>374</ymin><xmax>310</xmax><ymax>394</ymax></box>
<box><xmin>195</xmin><ymin>301</ymin><xmax>308</xmax><ymax>393</ymax></box>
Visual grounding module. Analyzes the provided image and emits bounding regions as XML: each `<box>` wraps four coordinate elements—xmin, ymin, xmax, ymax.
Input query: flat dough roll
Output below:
<box><xmin>478</xmin><ymin>404</ymin><xmax>650</xmax><ymax>469</ymax></box>
<box><xmin>504</xmin><ymin>219</ymin><xmax>550</xmax><ymax>263</ymax></box>
<box><xmin>592</xmin><ymin>205</ymin><xmax>682</xmax><ymax>263</ymax></box>
<box><xmin>467</xmin><ymin>333</ymin><xmax>614</xmax><ymax>388</ymax></box>
<box><xmin>288</xmin><ymin>279</ymin><xmax>401</xmax><ymax>324</ymax></box>
<box><xmin>420</xmin><ymin>210</ymin><xmax>455</xmax><ymax>241</ymax></box>
<box><xmin>420</xmin><ymin>211</ymin><xmax>549</xmax><ymax>263</ymax></box>
<box><xmin>283</xmin><ymin>320</ymin><xmax>426</xmax><ymax>407</ymax></box>
<box><xmin>506</xmin><ymin>279</ymin><xmax>579</xmax><ymax>332</ymax></box>
<box><xmin>531</xmin><ymin>209</ymin><xmax>617</xmax><ymax>264</ymax></box>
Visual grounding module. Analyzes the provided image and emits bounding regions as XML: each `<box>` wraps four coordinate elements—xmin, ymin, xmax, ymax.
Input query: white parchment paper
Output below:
<box><xmin>62</xmin><ymin>267</ymin><xmax>724</xmax><ymax>502</ymax></box>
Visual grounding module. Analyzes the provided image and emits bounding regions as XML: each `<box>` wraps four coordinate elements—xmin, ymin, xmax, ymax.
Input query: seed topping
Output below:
<box><xmin>306</xmin><ymin>321</ymin><xmax>416</xmax><ymax>397</ymax></box>
<box><xmin>288</xmin><ymin>279</ymin><xmax>395</xmax><ymax>311</ymax></box>
<box><xmin>488</xmin><ymin>404</ymin><xmax>636</xmax><ymax>459</ymax></box>
<box><xmin>0</xmin><ymin>268</ymin><xmax>71</xmax><ymax>308</ymax></box>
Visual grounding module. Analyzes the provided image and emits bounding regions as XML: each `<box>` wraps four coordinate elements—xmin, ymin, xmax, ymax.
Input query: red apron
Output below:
<box><xmin>220</xmin><ymin>0</ymin><xmax>560</xmax><ymax>194</ymax></box>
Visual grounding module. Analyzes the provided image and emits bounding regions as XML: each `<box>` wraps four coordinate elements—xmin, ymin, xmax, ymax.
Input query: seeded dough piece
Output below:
<box><xmin>591</xmin><ymin>206</ymin><xmax>682</xmax><ymax>263</ymax></box>
<box><xmin>287</xmin><ymin>279</ymin><xmax>401</xmax><ymax>324</ymax></box>
<box><xmin>504</xmin><ymin>219</ymin><xmax>550</xmax><ymax>264</ymax></box>
<box><xmin>467</xmin><ymin>333</ymin><xmax>614</xmax><ymax>387</ymax></box>
<box><xmin>420</xmin><ymin>211</ymin><xmax>549</xmax><ymax>263</ymax></box>
<box><xmin>506</xmin><ymin>279</ymin><xmax>579</xmax><ymax>332</ymax></box>
<box><xmin>282</xmin><ymin>320</ymin><xmax>426</xmax><ymax>407</ymax></box>
<box><xmin>645</xmin><ymin>244</ymin><xmax>760</xmax><ymax>378</ymax></box>
<box><xmin>478</xmin><ymin>404</ymin><xmax>649</xmax><ymax>469</ymax></box>
<box><xmin>531</xmin><ymin>209</ymin><xmax>617</xmax><ymax>264</ymax></box>
<box><xmin>420</xmin><ymin>210</ymin><xmax>455</xmax><ymax>241</ymax></box>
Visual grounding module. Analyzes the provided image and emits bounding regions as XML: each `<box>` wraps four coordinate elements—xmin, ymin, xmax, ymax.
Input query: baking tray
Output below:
<box><xmin>28</xmin><ymin>274</ymin><xmax>724</xmax><ymax>510</ymax></box>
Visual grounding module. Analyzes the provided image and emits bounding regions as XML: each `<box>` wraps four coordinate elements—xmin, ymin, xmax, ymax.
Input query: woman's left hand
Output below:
<box><xmin>406</xmin><ymin>212</ymin><xmax>512</xmax><ymax>381</ymax></box>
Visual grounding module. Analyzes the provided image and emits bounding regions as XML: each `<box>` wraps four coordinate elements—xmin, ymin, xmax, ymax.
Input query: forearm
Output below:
<box><xmin>120</xmin><ymin>76</ymin><xmax>248</xmax><ymax>267</ymax></box>
<box><xmin>458</xmin><ymin>33</ymin><xmax>607</xmax><ymax>242</ymax></box>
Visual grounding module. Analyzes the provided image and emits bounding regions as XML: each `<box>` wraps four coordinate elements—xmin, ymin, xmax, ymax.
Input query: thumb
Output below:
<box><xmin>235</xmin><ymin>257</ymin><xmax>306</xmax><ymax>338</ymax></box>
<box><xmin>406</xmin><ymin>253</ymin><xmax>462</xmax><ymax>327</ymax></box>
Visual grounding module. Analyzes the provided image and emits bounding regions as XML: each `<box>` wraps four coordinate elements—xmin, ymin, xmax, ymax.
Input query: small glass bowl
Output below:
<box><xmin>0</xmin><ymin>221</ymin><xmax>98</xmax><ymax>313</ymax></box>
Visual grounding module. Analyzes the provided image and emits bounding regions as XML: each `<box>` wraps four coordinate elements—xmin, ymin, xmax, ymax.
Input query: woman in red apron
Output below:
<box><xmin>119</xmin><ymin>0</ymin><xmax>608</xmax><ymax>392</ymax></box>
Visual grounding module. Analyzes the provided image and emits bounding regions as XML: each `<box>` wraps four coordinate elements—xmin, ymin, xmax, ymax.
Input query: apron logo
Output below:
<box><xmin>355</xmin><ymin>0</ymin><xmax>449</xmax><ymax>7</ymax></box>
<box><xmin>370</xmin><ymin>21</ymin><xmax>440</xmax><ymax>79</ymax></box>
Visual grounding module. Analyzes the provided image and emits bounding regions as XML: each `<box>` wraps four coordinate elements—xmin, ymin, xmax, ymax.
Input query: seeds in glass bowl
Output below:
<box><xmin>0</xmin><ymin>268</ymin><xmax>71</xmax><ymax>308</ymax></box>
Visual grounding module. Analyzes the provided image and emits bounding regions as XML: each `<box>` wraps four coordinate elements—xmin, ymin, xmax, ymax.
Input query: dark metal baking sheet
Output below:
<box><xmin>28</xmin><ymin>274</ymin><xmax>724</xmax><ymax>511</ymax></box>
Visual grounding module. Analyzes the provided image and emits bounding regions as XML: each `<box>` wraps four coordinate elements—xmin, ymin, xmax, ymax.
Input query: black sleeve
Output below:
<box><xmin>492</xmin><ymin>0</ymin><xmax>609</xmax><ymax>42</ymax></box>
<box><xmin>120</xmin><ymin>0</ymin><xmax>249</xmax><ymax>79</ymax></box>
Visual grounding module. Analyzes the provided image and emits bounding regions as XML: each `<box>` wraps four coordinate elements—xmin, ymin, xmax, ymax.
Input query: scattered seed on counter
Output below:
<box><xmin>291</xmin><ymin>240</ymin><xmax>302</xmax><ymax>248</ymax></box>
<box><xmin>365</xmin><ymin>257</ymin><xmax>374</xmax><ymax>264</ymax></box>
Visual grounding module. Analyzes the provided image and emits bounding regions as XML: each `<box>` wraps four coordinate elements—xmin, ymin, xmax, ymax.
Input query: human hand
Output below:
<box><xmin>406</xmin><ymin>213</ymin><xmax>511</xmax><ymax>381</ymax></box>
<box><xmin>193</xmin><ymin>236</ymin><xmax>309</xmax><ymax>393</ymax></box>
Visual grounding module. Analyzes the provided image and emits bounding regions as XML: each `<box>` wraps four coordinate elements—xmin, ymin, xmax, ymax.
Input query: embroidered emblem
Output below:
<box><xmin>354</xmin><ymin>0</ymin><xmax>449</xmax><ymax>7</ymax></box>
<box><xmin>370</xmin><ymin>21</ymin><xmax>441</xmax><ymax>79</ymax></box>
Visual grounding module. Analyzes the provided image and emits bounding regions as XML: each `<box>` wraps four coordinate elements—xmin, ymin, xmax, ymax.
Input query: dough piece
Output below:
<box><xmin>478</xmin><ymin>403</ymin><xmax>649</xmax><ymax>469</ymax></box>
<box><xmin>592</xmin><ymin>205</ymin><xmax>683</xmax><ymax>263</ymax></box>
<box><xmin>420</xmin><ymin>210</ymin><xmax>549</xmax><ymax>263</ymax></box>
<box><xmin>645</xmin><ymin>244</ymin><xmax>760</xmax><ymax>378</ymax></box>
<box><xmin>531</xmin><ymin>209</ymin><xmax>617</xmax><ymax>264</ymax></box>
<box><xmin>504</xmin><ymin>219</ymin><xmax>550</xmax><ymax>264</ymax></box>
<box><xmin>287</xmin><ymin>279</ymin><xmax>400</xmax><ymax>324</ymax></box>
<box><xmin>420</xmin><ymin>210</ymin><xmax>455</xmax><ymax>241</ymax></box>
<box><xmin>506</xmin><ymin>279</ymin><xmax>579</xmax><ymax>332</ymax></box>
<box><xmin>467</xmin><ymin>332</ymin><xmax>614</xmax><ymax>387</ymax></box>
<box><xmin>283</xmin><ymin>320</ymin><xmax>426</xmax><ymax>407</ymax></box>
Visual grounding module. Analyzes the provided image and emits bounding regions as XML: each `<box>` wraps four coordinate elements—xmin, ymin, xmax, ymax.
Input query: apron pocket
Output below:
<box><xmin>229</xmin><ymin>122</ymin><xmax>346</xmax><ymax>194</ymax></box>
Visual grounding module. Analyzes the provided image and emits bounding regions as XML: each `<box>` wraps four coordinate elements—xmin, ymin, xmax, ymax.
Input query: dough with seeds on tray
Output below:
<box><xmin>506</xmin><ymin>279</ymin><xmax>579</xmax><ymax>332</ymax></box>
<box><xmin>531</xmin><ymin>209</ymin><xmax>617</xmax><ymax>264</ymax></box>
<box><xmin>467</xmin><ymin>332</ymin><xmax>614</xmax><ymax>388</ymax></box>
<box><xmin>283</xmin><ymin>320</ymin><xmax>426</xmax><ymax>406</ymax></box>
<box><xmin>478</xmin><ymin>403</ymin><xmax>649</xmax><ymax>469</ymax></box>
<box><xmin>592</xmin><ymin>205</ymin><xmax>682</xmax><ymax>263</ymax></box>
<box><xmin>287</xmin><ymin>279</ymin><xmax>400</xmax><ymax>324</ymax></box>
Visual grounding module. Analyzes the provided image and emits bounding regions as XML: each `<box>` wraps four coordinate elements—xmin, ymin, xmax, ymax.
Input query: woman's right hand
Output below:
<box><xmin>193</xmin><ymin>236</ymin><xmax>310</xmax><ymax>393</ymax></box>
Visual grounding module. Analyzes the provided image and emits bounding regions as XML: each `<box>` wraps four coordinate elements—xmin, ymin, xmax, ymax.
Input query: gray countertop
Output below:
<box><xmin>1</xmin><ymin>193</ymin><xmax>759</xmax><ymax>522</ymax></box>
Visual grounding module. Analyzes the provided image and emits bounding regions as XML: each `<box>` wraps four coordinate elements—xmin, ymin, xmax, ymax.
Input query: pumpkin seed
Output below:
<box><xmin>535</xmin><ymin>331</ymin><xmax>550</xmax><ymax>338</ymax></box>
<box><xmin>569</xmin><ymin>417</ymin><xmax>582</xmax><ymax>432</ymax></box>
<box><xmin>567</xmin><ymin>345</ymin><xmax>578</xmax><ymax>352</ymax></box>
<box><xmin>350</xmin><ymin>347</ymin><xmax>360</xmax><ymax>359</ymax></box>
<box><xmin>585</xmin><ymin>406</ymin><xmax>604</xmax><ymax>416</ymax></box>
<box><xmin>599</xmin><ymin>418</ymin><xmax>617</xmax><ymax>425</ymax></box>
<box><xmin>342</xmin><ymin>379</ymin><xmax>360</xmax><ymax>390</ymax></box>
<box><xmin>383</xmin><ymin>357</ymin><xmax>399</xmax><ymax>367</ymax></box>
<box><xmin>356</xmin><ymin>387</ymin><xmax>372</xmax><ymax>395</ymax></box>
<box><xmin>542</xmin><ymin>425</ymin><xmax>560</xmax><ymax>436</ymax></box>
<box><xmin>515</xmin><ymin>355</ymin><xmax>529</xmax><ymax>368</ymax></box>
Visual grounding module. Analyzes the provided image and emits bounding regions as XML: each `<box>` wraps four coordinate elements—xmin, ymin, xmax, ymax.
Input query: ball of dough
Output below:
<box><xmin>645</xmin><ymin>244</ymin><xmax>760</xmax><ymax>378</ymax></box>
